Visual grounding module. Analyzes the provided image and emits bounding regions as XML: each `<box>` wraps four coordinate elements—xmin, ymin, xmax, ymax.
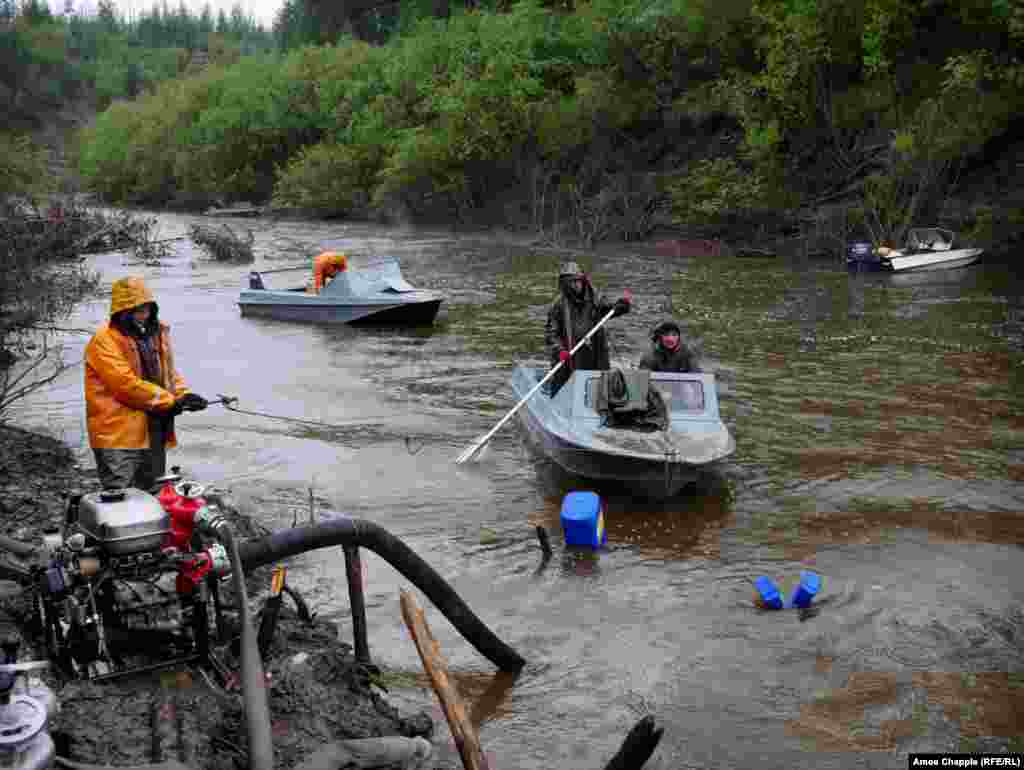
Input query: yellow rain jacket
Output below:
<box><xmin>84</xmin><ymin>277</ymin><xmax>190</xmax><ymax>449</ymax></box>
<box><xmin>312</xmin><ymin>251</ymin><xmax>348</xmax><ymax>293</ymax></box>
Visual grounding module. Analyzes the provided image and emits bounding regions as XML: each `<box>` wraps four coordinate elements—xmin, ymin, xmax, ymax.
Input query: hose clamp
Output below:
<box><xmin>205</xmin><ymin>543</ymin><xmax>231</xmax><ymax>576</ymax></box>
<box><xmin>193</xmin><ymin>505</ymin><xmax>227</xmax><ymax>536</ymax></box>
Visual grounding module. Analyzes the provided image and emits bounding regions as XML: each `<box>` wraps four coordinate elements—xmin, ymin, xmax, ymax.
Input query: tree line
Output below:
<box><xmin>1</xmin><ymin>0</ymin><xmax>273</xmax><ymax>121</ymax></box>
<box><xmin>7</xmin><ymin>0</ymin><xmax>1023</xmax><ymax>252</ymax></box>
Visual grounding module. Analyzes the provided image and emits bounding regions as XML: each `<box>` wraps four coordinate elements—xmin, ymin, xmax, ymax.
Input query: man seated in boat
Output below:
<box><xmin>544</xmin><ymin>261</ymin><xmax>631</xmax><ymax>396</ymax></box>
<box><xmin>311</xmin><ymin>251</ymin><xmax>349</xmax><ymax>293</ymax></box>
<box><xmin>638</xmin><ymin>321</ymin><xmax>700</xmax><ymax>373</ymax></box>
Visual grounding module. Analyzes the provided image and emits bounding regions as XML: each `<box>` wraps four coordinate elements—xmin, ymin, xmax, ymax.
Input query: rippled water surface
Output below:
<box><xmin>11</xmin><ymin>213</ymin><xmax>1024</xmax><ymax>768</ymax></box>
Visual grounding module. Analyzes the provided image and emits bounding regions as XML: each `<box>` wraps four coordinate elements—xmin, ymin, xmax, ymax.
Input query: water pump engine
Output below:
<box><xmin>31</xmin><ymin>473</ymin><xmax>230</xmax><ymax>678</ymax></box>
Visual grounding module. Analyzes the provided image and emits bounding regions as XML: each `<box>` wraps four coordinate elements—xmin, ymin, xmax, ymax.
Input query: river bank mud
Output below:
<box><xmin>0</xmin><ymin>424</ymin><xmax>448</xmax><ymax>770</ymax></box>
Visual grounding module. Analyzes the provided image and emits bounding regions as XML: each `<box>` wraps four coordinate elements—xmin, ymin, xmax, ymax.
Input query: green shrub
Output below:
<box><xmin>0</xmin><ymin>133</ymin><xmax>51</xmax><ymax>198</ymax></box>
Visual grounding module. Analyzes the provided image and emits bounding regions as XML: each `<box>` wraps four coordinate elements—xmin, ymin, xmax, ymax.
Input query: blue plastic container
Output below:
<box><xmin>789</xmin><ymin>571</ymin><xmax>821</xmax><ymax>608</ymax></box>
<box><xmin>754</xmin><ymin>576</ymin><xmax>783</xmax><ymax>610</ymax></box>
<box><xmin>560</xmin><ymin>491</ymin><xmax>606</xmax><ymax>549</ymax></box>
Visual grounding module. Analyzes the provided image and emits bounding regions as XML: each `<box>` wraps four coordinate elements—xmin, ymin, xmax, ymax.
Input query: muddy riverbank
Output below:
<box><xmin>0</xmin><ymin>423</ymin><xmax>451</xmax><ymax>770</ymax></box>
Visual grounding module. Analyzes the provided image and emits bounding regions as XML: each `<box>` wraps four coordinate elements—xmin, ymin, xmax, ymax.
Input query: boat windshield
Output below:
<box><xmin>651</xmin><ymin>380</ymin><xmax>705</xmax><ymax>412</ymax></box>
<box><xmin>583</xmin><ymin>376</ymin><xmax>705</xmax><ymax>412</ymax></box>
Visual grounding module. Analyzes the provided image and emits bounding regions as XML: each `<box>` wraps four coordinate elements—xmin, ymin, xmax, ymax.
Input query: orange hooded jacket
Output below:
<box><xmin>313</xmin><ymin>252</ymin><xmax>348</xmax><ymax>293</ymax></box>
<box><xmin>84</xmin><ymin>277</ymin><xmax>190</xmax><ymax>450</ymax></box>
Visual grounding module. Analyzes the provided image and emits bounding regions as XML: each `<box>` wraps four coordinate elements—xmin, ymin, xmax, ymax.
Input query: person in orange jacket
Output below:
<box><xmin>84</xmin><ymin>276</ymin><xmax>208</xmax><ymax>491</ymax></box>
<box><xmin>312</xmin><ymin>251</ymin><xmax>348</xmax><ymax>293</ymax></box>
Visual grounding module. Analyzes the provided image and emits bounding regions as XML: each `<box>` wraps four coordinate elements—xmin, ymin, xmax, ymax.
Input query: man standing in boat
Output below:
<box><xmin>638</xmin><ymin>321</ymin><xmax>700</xmax><ymax>373</ymax></box>
<box><xmin>312</xmin><ymin>251</ymin><xmax>348</xmax><ymax>293</ymax></box>
<box><xmin>544</xmin><ymin>261</ymin><xmax>631</xmax><ymax>396</ymax></box>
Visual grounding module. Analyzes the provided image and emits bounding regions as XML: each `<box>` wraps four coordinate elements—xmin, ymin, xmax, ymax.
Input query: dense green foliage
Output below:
<box><xmin>73</xmin><ymin>0</ymin><xmax>1024</xmax><ymax>243</ymax></box>
<box><xmin>0</xmin><ymin>132</ymin><xmax>51</xmax><ymax>197</ymax></box>
<box><xmin>0</xmin><ymin>0</ymin><xmax>273</xmax><ymax>127</ymax></box>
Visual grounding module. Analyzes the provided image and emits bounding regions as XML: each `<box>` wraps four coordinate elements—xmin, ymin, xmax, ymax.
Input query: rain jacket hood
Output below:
<box><xmin>651</xmin><ymin>321</ymin><xmax>682</xmax><ymax>341</ymax></box>
<box><xmin>313</xmin><ymin>252</ymin><xmax>349</xmax><ymax>293</ymax></box>
<box><xmin>110</xmin><ymin>276</ymin><xmax>156</xmax><ymax>315</ymax></box>
<box><xmin>559</xmin><ymin>274</ymin><xmax>594</xmax><ymax>304</ymax></box>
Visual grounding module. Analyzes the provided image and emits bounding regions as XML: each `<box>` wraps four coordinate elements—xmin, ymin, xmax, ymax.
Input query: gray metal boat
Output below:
<box><xmin>512</xmin><ymin>366</ymin><xmax>735</xmax><ymax>497</ymax></box>
<box><xmin>238</xmin><ymin>260</ymin><xmax>444</xmax><ymax>325</ymax></box>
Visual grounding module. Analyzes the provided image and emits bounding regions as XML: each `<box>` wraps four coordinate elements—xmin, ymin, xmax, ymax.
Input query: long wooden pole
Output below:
<box><xmin>455</xmin><ymin>306</ymin><xmax>618</xmax><ymax>463</ymax></box>
<box><xmin>400</xmin><ymin>589</ymin><xmax>487</xmax><ymax>770</ymax></box>
<box><xmin>344</xmin><ymin>545</ymin><xmax>371</xmax><ymax>665</ymax></box>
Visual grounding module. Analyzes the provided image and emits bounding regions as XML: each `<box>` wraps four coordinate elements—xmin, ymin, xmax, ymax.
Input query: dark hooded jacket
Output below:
<box><xmin>544</xmin><ymin>275</ymin><xmax>617</xmax><ymax>393</ymax></box>
<box><xmin>638</xmin><ymin>323</ymin><xmax>700</xmax><ymax>373</ymax></box>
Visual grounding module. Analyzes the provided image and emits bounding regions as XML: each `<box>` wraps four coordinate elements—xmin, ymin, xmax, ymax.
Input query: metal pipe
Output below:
<box><xmin>342</xmin><ymin>545</ymin><xmax>370</xmax><ymax>665</ymax></box>
<box><xmin>238</xmin><ymin>517</ymin><xmax>525</xmax><ymax>672</ymax></box>
<box><xmin>218</xmin><ymin>525</ymin><xmax>274</xmax><ymax>770</ymax></box>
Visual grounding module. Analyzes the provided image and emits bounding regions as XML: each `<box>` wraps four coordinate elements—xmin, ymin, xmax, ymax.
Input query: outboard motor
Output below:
<box><xmin>31</xmin><ymin>473</ymin><xmax>230</xmax><ymax>679</ymax></box>
<box><xmin>846</xmin><ymin>241</ymin><xmax>873</xmax><ymax>264</ymax></box>
<box><xmin>846</xmin><ymin>241</ymin><xmax>886</xmax><ymax>273</ymax></box>
<box><xmin>0</xmin><ymin>639</ymin><xmax>57</xmax><ymax>770</ymax></box>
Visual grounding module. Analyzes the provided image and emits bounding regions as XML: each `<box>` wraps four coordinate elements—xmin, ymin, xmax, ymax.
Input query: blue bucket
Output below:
<box><xmin>754</xmin><ymin>576</ymin><xmax>783</xmax><ymax>610</ymax></box>
<box><xmin>560</xmin><ymin>491</ymin><xmax>606</xmax><ymax>549</ymax></box>
<box><xmin>789</xmin><ymin>571</ymin><xmax>821</xmax><ymax>608</ymax></box>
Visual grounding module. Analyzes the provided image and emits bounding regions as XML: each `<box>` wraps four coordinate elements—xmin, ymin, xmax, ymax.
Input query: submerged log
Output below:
<box><xmin>189</xmin><ymin>223</ymin><xmax>255</xmax><ymax>263</ymax></box>
<box><xmin>400</xmin><ymin>589</ymin><xmax>487</xmax><ymax>770</ymax></box>
<box><xmin>202</xmin><ymin>206</ymin><xmax>264</xmax><ymax>217</ymax></box>
<box><xmin>602</xmin><ymin>715</ymin><xmax>664</xmax><ymax>770</ymax></box>
<box><xmin>292</xmin><ymin>737</ymin><xmax>433</xmax><ymax>770</ymax></box>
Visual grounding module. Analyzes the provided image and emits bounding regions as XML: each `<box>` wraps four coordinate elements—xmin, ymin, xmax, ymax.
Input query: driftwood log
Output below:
<box><xmin>291</xmin><ymin>737</ymin><xmax>433</xmax><ymax>770</ymax></box>
<box><xmin>400</xmin><ymin>589</ymin><xmax>488</xmax><ymax>770</ymax></box>
<box><xmin>189</xmin><ymin>223</ymin><xmax>255</xmax><ymax>263</ymax></box>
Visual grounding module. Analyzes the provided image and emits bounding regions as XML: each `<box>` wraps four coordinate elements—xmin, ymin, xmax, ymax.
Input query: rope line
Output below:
<box><xmin>221</xmin><ymin>402</ymin><xmax>393</xmax><ymax>430</ymax></box>
<box><xmin>217</xmin><ymin>396</ymin><xmax>429</xmax><ymax>455</ymax></box>
<box><xmin>214</xmin><ymin>397</ymin><xmax>698</xmax><ymax>471</ymax></box>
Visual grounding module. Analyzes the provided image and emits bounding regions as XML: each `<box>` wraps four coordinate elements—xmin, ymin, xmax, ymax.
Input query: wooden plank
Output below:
<box><xmin>400</xmin><ymin>589</ymin><xmax>487</xmax><ymax>770</ymax></box>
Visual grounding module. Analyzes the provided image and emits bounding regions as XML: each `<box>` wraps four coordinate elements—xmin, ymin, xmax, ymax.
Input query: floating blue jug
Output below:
<box><xmin>754</xmin><ymin>576</ymin><xmax>783</xmax><ymax>609</ymax></box>
<box><xmin>789</xmin><ymin>571</ymin><xmax>821</xmax><ymax>608</ymax></box>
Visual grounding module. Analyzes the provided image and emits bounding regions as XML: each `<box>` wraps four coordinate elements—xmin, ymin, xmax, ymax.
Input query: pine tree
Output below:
<box><xmin>97</xmin><ymin>0</ymin><xmax>117</xmax><ymax>32</ymax></box>
<box><xmin>198</xmin><ymin>2</ymin><xmax>212</xmax><ymax>40</ymax></box>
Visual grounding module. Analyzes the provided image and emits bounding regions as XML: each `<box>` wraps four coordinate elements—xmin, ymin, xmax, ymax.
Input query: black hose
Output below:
<box><xmin>237</xmin><ymin>517</ymin><xmax>526</xmax><ymax>672</ymax></box>
<box><xmin>0</xmin><ymin>534</ymin><xmax>36</xmax><ymax>560</ymax></box>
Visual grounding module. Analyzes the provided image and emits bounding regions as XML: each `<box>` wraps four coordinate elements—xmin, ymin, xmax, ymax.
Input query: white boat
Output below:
<box><xmin>850</xmin><ymin>228</ymin><xmax>983</xmax><ymax>273</ymax></box>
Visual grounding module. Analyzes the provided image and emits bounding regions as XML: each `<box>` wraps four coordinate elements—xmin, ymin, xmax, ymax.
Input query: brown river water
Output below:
<box><xmin>9</xmin><ymin>212</ymin><xmax>1024</xmax><ymax>768</ymax></box>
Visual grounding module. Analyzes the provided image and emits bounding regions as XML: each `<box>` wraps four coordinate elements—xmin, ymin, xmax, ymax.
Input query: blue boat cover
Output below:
<box><xmin>322</xmin><ymin>260</ymin><xmax>420</xmax><ymax>298</ymax></box>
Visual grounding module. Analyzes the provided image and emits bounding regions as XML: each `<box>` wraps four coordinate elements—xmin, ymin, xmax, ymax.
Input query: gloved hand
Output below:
<box><xmin>179</xmin><ymin>393</ymin><xmax>209</xmax><ymax>412</ymax></box>
<box><xmin>613</xmin><ymin>297</ymin><xmax>631</xmax><ymax>317</ymax></box>
<box><xmin>558</xmin><ymin>349</ymin><xmax>572</xmax><ymax>364</ymax></box>
<box><xmin>168</xmin><ymin>394</ymin><xmax>208</xmax><ymax>416</ymax></box>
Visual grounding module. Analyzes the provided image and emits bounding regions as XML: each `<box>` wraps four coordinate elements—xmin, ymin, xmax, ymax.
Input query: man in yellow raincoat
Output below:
<box><xmin>84</xmin><ymin>276</ymin><xmax>208</xmax><ymax>490</ymax></box>
<box><xmin>312</xmin><ymin>251</ymin><xmax>348</xmax><ymax>293</ymax></box>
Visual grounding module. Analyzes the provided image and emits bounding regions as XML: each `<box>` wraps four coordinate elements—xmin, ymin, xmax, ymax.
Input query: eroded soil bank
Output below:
<box><xmin>0</xmin><ymin>423</ymin><xmax>449</xmax><ymax>770</ymax></box>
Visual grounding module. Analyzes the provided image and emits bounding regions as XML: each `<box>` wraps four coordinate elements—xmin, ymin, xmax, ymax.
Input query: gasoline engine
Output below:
<box><xmin>28</xmin><ymin>472</ymin><xmax>231</xmax><ymax>679</ymax></box>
